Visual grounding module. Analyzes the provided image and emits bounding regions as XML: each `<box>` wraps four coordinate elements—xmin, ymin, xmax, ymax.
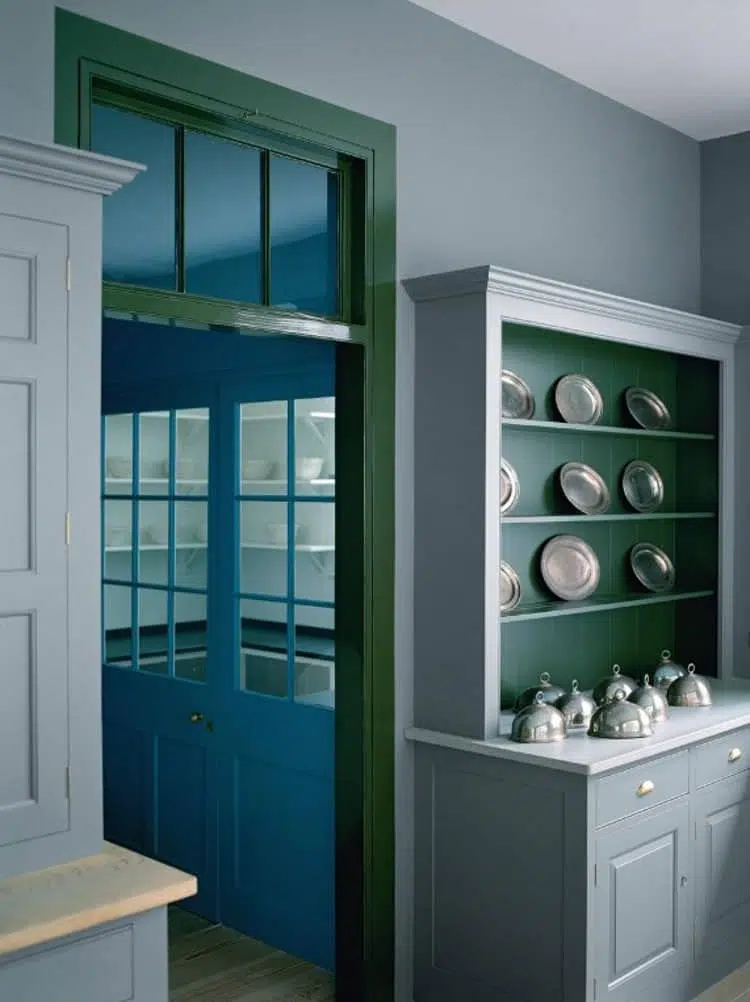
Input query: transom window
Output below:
<box><xmin>90</xmin><ymin>97</ymin><xmax>346</xmax><ymax>319</ymax></box>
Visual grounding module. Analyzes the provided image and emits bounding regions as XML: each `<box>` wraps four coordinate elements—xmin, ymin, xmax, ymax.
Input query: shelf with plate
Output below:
<box><xmin>503</xmin><ymin>417</ymin><xmax>715</xmax><ymax>441</ymax></box>
<box><xmin>501</xmin><ymin>587</ymin><xmax>715</xmax><ymax>624</ymax></box>
<box><xmin>502</xmin><ymin>511</ymin><xmax>715</xmax><ymax>524</ymax></box>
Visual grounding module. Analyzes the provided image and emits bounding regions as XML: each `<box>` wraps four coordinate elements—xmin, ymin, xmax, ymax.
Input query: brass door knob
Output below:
<box><xmin>728</xmin><ymin>747</ymin><xmax>743</xmax><ymax>763</ymax></box>
<box><xmin>636</xmin><ymin>780</ymin><xmax>655</xmax><ymax>797</ymax></box>
<box><xmin>189</xmin><ymin>712</ymin><xmax>204</xmax><ymax>724</ymax></box>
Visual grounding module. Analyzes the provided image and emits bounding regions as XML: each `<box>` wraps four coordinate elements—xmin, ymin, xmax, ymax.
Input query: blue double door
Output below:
<box><xmin>101</xmin><ymin>352</ymin><xmax>336</xmax><ymax>970</ymax></box>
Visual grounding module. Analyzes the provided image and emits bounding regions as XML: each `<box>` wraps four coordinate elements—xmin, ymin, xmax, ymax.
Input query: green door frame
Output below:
<box><xmin>54</xmin><ymin>11</ymin><xmax>396</xmax><ymax>1000</ymax></box>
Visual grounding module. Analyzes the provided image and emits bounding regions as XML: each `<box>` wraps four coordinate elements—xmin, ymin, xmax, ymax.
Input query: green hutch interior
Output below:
<box><xmin>500</xmin><ymin>321</ymin><xmax>719</xmax><ymax>709</ymax></box>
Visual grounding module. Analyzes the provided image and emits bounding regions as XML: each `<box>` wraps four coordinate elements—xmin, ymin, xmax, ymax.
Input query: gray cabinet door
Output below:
<box><xmin>693</xmin><ymin>772</ymin><xmax>750</xmax><ymax>991</ymax></box>
<box><xmin>0</xmin><ymin>212</ymin><xmax>70</xmax><ymax>851</ymax></box>
<box><xmin>594</xmin><ymin>799</ymin><xmax>690</xmax><ymax>1002</ymax></box>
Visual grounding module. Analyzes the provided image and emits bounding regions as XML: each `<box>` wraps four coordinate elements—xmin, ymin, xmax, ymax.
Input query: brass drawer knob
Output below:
<box><xmin>636</xmin><ymin>780</ymin><xmax>655</xmax><ymax>797</ymax></box>
<box><xmin>728</xmin><ymin>747</ymin><xmax>743</xmax><ymax>763</ymax></box>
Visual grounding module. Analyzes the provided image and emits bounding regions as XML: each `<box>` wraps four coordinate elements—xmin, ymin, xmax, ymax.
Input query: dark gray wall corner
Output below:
<box><xmin>701</xmin><ymin>131</ymin><xmax>750</xmax><ymax>325</ymax></box>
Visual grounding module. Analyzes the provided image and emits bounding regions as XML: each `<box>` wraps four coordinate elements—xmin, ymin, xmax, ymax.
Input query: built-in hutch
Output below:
<box><xmin>0</xmin><ymin>135</ymin><xmax>195</xmax><ymax>998</ymax></box>
<box><xmin>405</xmin><ymin>266</ymin><xmax>750</xmax><ymax>1002</ymax></box>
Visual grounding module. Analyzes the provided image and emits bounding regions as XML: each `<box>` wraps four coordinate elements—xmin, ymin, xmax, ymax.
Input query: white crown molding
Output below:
<box><xmin>0</xmin><ymin>134</ymin><xmax>144</xmax><ymax>196</ymax></box>
<box><xmin>403</xmin><ymin>265</ymin><xmax>743</xmax><ymax>346</ymax></box>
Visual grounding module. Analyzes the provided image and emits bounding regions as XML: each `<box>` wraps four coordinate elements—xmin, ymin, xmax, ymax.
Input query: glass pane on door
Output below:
<box><xmin>102</xmin><ymin>404</ymin><xmax>212</xmax><ymax>686</ymax></box>
<box><xmin>239</xmin><ymin>598</ymin><xmax>289</xmax><ymax>697</ymax></box>
<box><xmin>234</xmin><ymin>393</ymin><xmax>335</xmax><ymax>707</ymax></box>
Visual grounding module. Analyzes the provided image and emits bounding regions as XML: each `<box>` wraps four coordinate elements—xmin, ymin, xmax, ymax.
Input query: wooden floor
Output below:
<box><xmin>168</xmin><ymin>907</ymin><xmax>335</xmax><ymax>1001</ymax></box>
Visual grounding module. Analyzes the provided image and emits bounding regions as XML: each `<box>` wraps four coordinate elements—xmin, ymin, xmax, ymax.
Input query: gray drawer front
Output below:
<box><xmin>0</xmin><ymin>925</ymin><xmax>133</xmax><ymax>1002</ymax></box>
<box><xmin>693</xmin><ymin>726</ymin><xmax>750</xmax><ymax>789</ymax></box>
<box><xmin>595</xmin><ymin>751</ymin><xmax>689</xmax><ymax>828</ymax></box>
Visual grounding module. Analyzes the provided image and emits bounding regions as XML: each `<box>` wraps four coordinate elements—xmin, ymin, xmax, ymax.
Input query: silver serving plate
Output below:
<box><xmin>559</xmin><ymin>461</ymin><xmax>611</xmax><ymax>515</ymax></box>
<box><xmin>540</xmin><ymin>534</ymin><xmax>600</xmax><ymax>601</ymax></box>
<box><xmin>554</xmin><ymin>374</ymin><xmax>603</xmax><ymax>425</ymax></box>
<box><xmin>625</xmin><ymin>387</ymin><xmax>672</xmax><ymax>430</ymax></box>
<box><xmin>630</xmin><ymin>542</ymin><xmax>676</xmax><ymax>593</ymax></box>
<box><xmin>622</xmin><ymin>459</ymin><xmax>664</xmax><ymax>513</ymax></box>
<box><xmin>502</xmin><ymin>369</ymin><xmax>535</xmax><ymax>420</ymax></box>
<box><xmin>500</xmin><ymin>457</ymin><xmax>520</xmax><ymax>515</ymax></box>
<box><xmin>500</xmin><ymin>560</ymin><xmax>522</xmax><ymax>613</ymax></box>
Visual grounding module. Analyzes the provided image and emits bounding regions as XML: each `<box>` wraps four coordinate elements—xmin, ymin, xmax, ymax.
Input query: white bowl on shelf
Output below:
<box><xmin>243</xmin><ymin>459</ymin><xmax>276</xmax><ymax>481</ymax></box>
<box><xmin>265</xmin><ymin>522</ymin><xmax>301</xmax><ymax>546</ymax></box>
<box><xmin>107</xmin><ymin>526</ymin><xmax>131</xmax><ymax>547</ymax></box>
<box><xmin>107</xmin><ymin>457</ymin><xmax>132</xmax><ymax>479</ymax></box>
<box><xmin>296</xmin><ymin>457</ymin><xmax>325</xmax><ymax>481</ymax></box>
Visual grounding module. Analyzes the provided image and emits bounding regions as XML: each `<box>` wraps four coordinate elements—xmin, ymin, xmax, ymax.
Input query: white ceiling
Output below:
<box><xmin>409</xmin><ymin>0</ymin><xmax>750</xmax><ymax>141</ymax></box>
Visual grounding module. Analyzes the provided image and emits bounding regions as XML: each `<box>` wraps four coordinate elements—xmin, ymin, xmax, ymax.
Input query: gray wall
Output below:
<box><xmin>0</xmin><ymin>1</ymin><xmax>705</xmax><ymax>998</ymax></box>
<box><xmin>701</xmin><ymin>133</ymin><xmax>750</xmax><ymax>682</ymax></box>
<box><xmin>701</xmin><ymin>132</ymin><xmax>750</xmax><ymax>325</ymax></box>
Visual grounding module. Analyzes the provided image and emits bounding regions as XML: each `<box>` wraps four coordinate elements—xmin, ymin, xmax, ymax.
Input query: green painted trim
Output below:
<box><xmin>101</xmin><ymin>283</ymin><xmax>360</xmax><ymax>342</ymax></box>
<box><xmin>55</xmin><ymin>10</ymin><xmax>396</xmax><ymax>1000</ymax></box>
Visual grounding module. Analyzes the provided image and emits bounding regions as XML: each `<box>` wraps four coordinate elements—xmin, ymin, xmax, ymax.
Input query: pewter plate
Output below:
<box><xmin>501</xmin><ymin>369</ymin><xmax>535</xmax><ymax>420</ymax></box>
<box><xmin>559</xmin><ymin>462</ymin><xmax>611</xmax><ymax>515</ymax></box>
<box><xmin>554</xmin><ymin>374</ymin><xmax>603</xmax><ymax>425</ymax></box>
<box><xmin>500</xmin><ymin>561</ymin><xmax>522</xmax><ymax>613</ymax></box>
<box><xmin>500</xmin><ymin>457</ymin><xmax>520</xmax><ymax>515</ymax></box>
<box><xmin>622</xmin><ymin>460</ymin><xmax>664</xmax><ymax>513</ymax></box>
<box><xmin>540</xmin><ymin>534</ymin><xmax>600</xmax><ymax>601</ymax></box>
<box><xmin>625</xmin><ymin>387</ymin><xmax>672</xmax><ymax>431</ymax></box>
<box><xmin>630</xmin><ymin>542</ymin><xmax>675</xmax><ymax>593</ymax></box>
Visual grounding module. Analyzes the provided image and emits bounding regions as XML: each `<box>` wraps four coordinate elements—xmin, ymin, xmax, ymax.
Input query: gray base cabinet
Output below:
<box><xmin>593</xmin><ymin>799</ymin><xmax>691</xmax><ymax>1002</ymax></box>
<box><xmin>0</xmin><ymin>908</ymin><xmax>168</xmax><ymax>1002</ymax></box>
<box><xmin>693</xmin><ymin>772</ymin><xmax>750</xmax><ymax>995</ymax></box>
<box><xmin>413</xmin><ymin>714</ymin><xmax>750</xmax><ymax>1002</ymax></box>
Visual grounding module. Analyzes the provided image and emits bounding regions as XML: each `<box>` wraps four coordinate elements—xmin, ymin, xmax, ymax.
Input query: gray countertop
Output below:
<box><xmin>406</xmin><ymin>679</ymin><xmax>750</xmax><ymax>775</ymax></box>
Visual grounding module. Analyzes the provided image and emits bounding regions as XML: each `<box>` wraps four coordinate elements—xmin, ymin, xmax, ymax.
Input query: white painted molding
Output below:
<box><xmin>0</xmin><ymin>134</ymin><xmax>144</xmax><ymax>196</ymax></box>
<box><xmin>403</xmin><ymin>265</ymin><xmax>743</xmax><ymax>346</ymax></box>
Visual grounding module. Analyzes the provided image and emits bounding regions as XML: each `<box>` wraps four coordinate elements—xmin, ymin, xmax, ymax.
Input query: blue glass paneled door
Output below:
<box><xmin>101</xmin><ymin>356</ymin><xmax>336</xmax><ymax>970</ymax></box>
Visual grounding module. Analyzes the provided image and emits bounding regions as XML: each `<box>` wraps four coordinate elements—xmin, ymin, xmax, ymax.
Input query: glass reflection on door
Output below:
<box><xmin>235</xmin><ymin>396</ymin><xmax>335</xmax><ymax>705</ymax></box>
<box><xmin>102</xmin><ymin>408</ymin><xmax>211</xmax><ymax>684</ymax></box>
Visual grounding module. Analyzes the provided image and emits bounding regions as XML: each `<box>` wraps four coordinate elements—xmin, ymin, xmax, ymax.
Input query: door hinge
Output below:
<box><xmin>594</xmin><ymin>863</ymin><xmax>598</xmax><ymax>886</ymax></box>
<box><xmin>65</xmin><ymin>512</ymin><xmax>71</xmax><ymax>545</ymax></box>
<box><xmin>593</xmin><ymin>977</ymin><xmax>597</xmax><ymax>1000</ymax></box>
<box><xmin>65</xmin><ymin>766</ymin><xmax>71</xmax><ymax>799</ymax></box>
<box><xmin>66</xmin><ymin>258</ymin><xmax>71</xmax><ymax>291</ymax></box>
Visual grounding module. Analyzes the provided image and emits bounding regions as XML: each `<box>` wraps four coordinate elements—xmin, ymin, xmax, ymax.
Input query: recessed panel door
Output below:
<box><xmin>216</xmin><ymin>380</ymin><xmax>336</xmax><ymax>970</ymax></box>
<box><xmin>101</xmin><ymin>389</ymin><xmax>220</xmax><ymax>918</ymax></box>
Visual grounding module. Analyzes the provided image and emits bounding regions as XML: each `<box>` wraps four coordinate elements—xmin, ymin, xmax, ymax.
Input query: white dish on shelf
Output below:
<box><xmin>107</xmin><ymin>526</ymin><xmax>131</xmax><ymax>547</ymax></box>
<box><xmin>243</xmin><ymin>459</ymin><xmax>276</xmax><ymax>481</ymax></box>
<box><xmin>106</xmin><ymin>457</ymin><xmax>132</xmax><ymax>479</ymax></box>
<box><xmin>266</xmin><ymin>522</ymin><xmax>302</xmax><ymax>546</ymax></box>
<box><xmin>296</xmin><ymin>457</ymin><xmax>325</xmax><ymax>480</ymax></box>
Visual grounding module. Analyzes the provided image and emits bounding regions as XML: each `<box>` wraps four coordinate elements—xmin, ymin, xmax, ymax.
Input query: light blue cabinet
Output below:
<box><xmin>0</xmin><ymin>136</ymin><xmax>141</xmax><ymax>880</ymax></box>
<box><xmin>0</xmin><ymin>910</ymin><xmax>168</xmax><ymax>1002</ymax></box>
<box><xmin>593</xmin><ymin>799</ymin><xmax>691</xmax><ymax>1002</ymax></box>
<box><xmin>693</xmin><ymin>770</ymin><xmax>750</xmax><ymax>994</ymax></box>
<box><xmin>412</xmin><ymin>704</ymin><xmax>750</xmax><ymax>1002</ymax></box>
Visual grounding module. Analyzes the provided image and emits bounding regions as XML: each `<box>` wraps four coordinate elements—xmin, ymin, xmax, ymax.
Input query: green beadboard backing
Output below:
<box><xmin>500</xmin><ymin>323</ymin><xmax>719</xmax><ymax>709</ymax></box>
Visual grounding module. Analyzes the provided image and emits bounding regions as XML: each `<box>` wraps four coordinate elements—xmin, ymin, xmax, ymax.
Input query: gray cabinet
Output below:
<box><xmin>593</xmin><ymin>799</ymin><xmax>691</xmax><ymax>1002</ymax></box>
<box><xmin>693</xmin><ymin>771</ymin><xmax>750</xmax><ymax>994</ymax></box>
<box><xmin>412</xmin><ymin>705</ymin><xmax>750</xmax><ymax>1002</ymax></box>
<box><xmin>0</xmin><ymin>135</ymin><xmax>140</xmax><ymax>880</ymax></box>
